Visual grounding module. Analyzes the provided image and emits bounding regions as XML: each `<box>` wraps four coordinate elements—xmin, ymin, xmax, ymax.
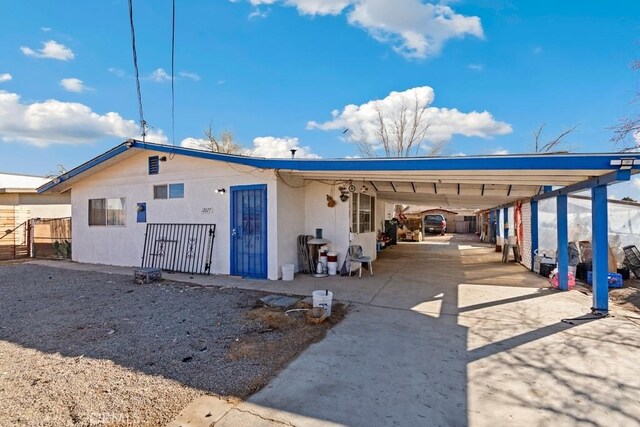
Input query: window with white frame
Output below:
<box><xmin>153</xmin><ymin>183</ymin><xmax>184</xmax><ymax>199</ymax></box>
<box><xmin>89</xmin><ymin>198</ymin><xmax>125</xmax><ymax>226</ymax></box>
<box><xmin>350</xmin><ymin>193</ymin><xmax>376</xmax><ymax>233</ymax></box>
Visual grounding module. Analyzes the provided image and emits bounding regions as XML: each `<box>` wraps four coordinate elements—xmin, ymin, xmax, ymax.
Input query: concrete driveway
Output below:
<box><xmin>218</xmin><ymin>235</ymin><xmax>640</xmax><ymax>426</ymax></box>
<box><xmin>33</xmin><ymin>235</ymin><xmax>640</xmax><ymax>426</ymax></box>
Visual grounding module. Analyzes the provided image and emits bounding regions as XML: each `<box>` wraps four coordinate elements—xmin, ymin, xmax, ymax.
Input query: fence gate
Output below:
<box><xmin>0</xmin><ymin>210</ymin><xmax>29</xmax><ymax>261</ymax></box>
<box><xmin>31</xmin><ymin>217</ymin><xmax>72</xmax><ymax>259</ymax></box>
<box><xmin>141</xmin><ymin>223</ymin><xmax>216</xmax><ymax>275</ymax></box>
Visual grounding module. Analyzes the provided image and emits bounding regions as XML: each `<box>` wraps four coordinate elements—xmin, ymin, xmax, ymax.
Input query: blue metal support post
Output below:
<box><xmin>496</xmin><ymin>209</ymin><xmax>501</xmax><ymax>244</ymax></box>
<box><xmin>503</xmin><ymin>207</ymin><xmax>509</xmax><ymax>241</ymax></box>
<box><xmin>531</xmin><ymin>200</ymin><xmax>538</xmax><ymax>272</ymax></box>
<box><xmin>556</xmin><ymin>195</ymin><xmax>569</xmax><ymax>291</ymax></box>
<box><xmin>489</xmin><ymin>210</ymin><xmax>495</xmax><ymax>243</ymax></box>
<box><xmin>592</xmin><ymin>185</ymin><xmax>609</xmax><ymax>313</ymax></box>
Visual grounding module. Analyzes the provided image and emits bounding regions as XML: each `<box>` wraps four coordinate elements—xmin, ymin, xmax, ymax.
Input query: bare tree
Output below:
<box><xmin>532</xmin><ymin>123</ymin><xmax>580</xmax><ymax>153</ymax></box>
<box><xmin>612</xmin><ymin>61</ymin><xmax>640</xmax><ymax>148</ymax></box>
<box><xmin>189</xmin><ymin>124</ymin><xmax>248</xmax><ymax>155</ymax></box>
<box><xmin>349</xmin><ymin>92</ymin><xmax>444</xmax><ymax>158</ymax></box>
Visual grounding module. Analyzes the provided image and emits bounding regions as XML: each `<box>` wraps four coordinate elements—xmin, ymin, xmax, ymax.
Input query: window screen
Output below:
<box><xmin>153</xmin><ymin>185</ymin><xmax>168</xmax><ymax>199</ymax></box>
<box><xmin>168</xmin><ymin>183</ymin><xmax>184</xmax><ymax>198</ymax></box>
<box><xmin>89</xmin><ymin>198</ymin><xmax>125</xmax><ymax>226</ymax></box>
<box><xmin>88</xmin><ymin>199</ymin><xmax>106</xmax><ymax>226</ymax></box>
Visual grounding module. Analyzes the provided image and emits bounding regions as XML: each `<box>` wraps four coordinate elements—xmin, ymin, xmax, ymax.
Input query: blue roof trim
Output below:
<box><xmin>135</xmin><ymin>141</ymin><xmax>640</xmax><ymax>172</ymax></box>
<box><xmin>38</xmin><ymin>139</ymin><xmax>640</xmax><ymax>193</ymax></box>
<box><xmin>37</xmin><ymin>143</ymin><xmax>131</xmax><ymax>193</ymax></box>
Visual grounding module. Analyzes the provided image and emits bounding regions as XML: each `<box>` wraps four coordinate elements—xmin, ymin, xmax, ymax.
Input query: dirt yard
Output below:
<box><xmin>0</xmin><ymin>264</ymin><xmax>346</xmax><ymax>426</ymax></box>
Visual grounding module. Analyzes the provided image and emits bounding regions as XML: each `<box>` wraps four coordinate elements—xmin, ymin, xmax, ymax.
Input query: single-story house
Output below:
<box><xmin>39</xmin><ymin>140</ymin><xmax>640</xmax><ymax>315</ymax></box>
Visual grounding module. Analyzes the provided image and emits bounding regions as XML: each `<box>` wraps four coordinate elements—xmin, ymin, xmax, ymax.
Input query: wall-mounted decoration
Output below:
<box><xmin>326</xmin><ymin>195</ymin><xmax>336</xmax><ymax>208</ymax></box>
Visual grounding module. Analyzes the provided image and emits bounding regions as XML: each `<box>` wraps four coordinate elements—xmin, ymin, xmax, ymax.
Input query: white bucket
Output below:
<box><xmin>312</xmin><ymin>290</ymin><xmax>333</xmax><ymax>316</ymax></box>
<box><xmin>327</xmin><ymin>261</ymin><xmax>338</xmax><ymax>276</ymax></box>
<box><xmin>281</xmin><ymin>264</ymin><xmax>294</xmax><ymax>281</ymax></box>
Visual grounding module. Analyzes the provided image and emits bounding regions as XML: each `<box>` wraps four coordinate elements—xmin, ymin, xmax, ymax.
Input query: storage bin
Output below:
<box><xmin>586</xmin><ymin>271</ymin><xmax>623</xmax><ymax>288</ymax></box>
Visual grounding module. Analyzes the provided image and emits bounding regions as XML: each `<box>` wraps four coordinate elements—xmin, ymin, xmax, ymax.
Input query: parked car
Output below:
<box><xmin>424</xmin><ymin>214</ymin><xmax>447</xmax><ymax>235</ymax></box>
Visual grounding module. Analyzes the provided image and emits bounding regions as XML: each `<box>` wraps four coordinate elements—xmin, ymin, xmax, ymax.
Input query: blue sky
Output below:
<box><xmin>1</xmin><ymin>0</ymin><xmax>640</xmax><ymax>191</ymax></box>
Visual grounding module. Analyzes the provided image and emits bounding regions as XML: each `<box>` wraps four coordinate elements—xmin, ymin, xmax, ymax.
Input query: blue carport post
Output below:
<box><xmin>592</xmin><ymin>185</ymin><xmax>609</xmax><ymax>313</ymax></box>
<box><xmin>503</xmin><ymin>207</ymin><xmax>509</xmax><ymax>241</ymax></box>
<box><xmin>496</xmin><ymin>209</ymin><xmax>500</xmax><ymax>244</ymax></box>
<box><xmin>489</xmin><ymin>210</ymin><xmax>495</xmax><ymax>243</ymax></box>
<box><xmin>531</xmin><ymin>200</ymin><xmax>538</xmax><ymax>272</ymax></box>
<box><xmin>556</xmin><ymin>195</ymin><xmax>569</xmax><ymax>291</ymax></box>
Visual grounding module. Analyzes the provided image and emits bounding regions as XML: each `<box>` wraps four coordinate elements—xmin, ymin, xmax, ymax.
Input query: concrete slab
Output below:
<box><xmin>165</xmin><ymin>395</ymin><xmax>236</xmax><ymax>427</ymax></box>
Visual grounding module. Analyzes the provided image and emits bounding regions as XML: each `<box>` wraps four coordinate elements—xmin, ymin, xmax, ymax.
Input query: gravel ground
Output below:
<box><xmin>0</xmin><ymin>264</ymin><xmax>346</xmax><ymax>426</ymax></box>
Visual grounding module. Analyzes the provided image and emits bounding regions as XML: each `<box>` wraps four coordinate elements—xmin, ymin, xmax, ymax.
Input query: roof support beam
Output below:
<box><xmin>411</xmin><ymin>182</ymin><xmax>416</xmax><ymax>193</ymax></box>
<box><xmin>532</xmin><ymin>170</ymin><xmax>631</xmax><ymax>202</ymax></box>
<box><xmin>433</xmin><ymin>183</ymin><xmax>437</xmax><ymax>194</ymax></box>
<box><xmin>369</xmin><ymin>181</ymin><xmax>379</xmax><ymax>192</ymax></box>
<box><xmin>457</xmin><ymin>184</ymin><xmax>460</xmax><ymax>195</ymax></box>
<box><xmin>507</xmin><ymin>185</ymin><xmax>512</xmax><ymax>196</ymax></box>
<box><xmin>389</xmin><ymin>181</ymin><xmax>397</xmax><ymax>192</ymax></box>
<box><xmin>481</xmin><ymin>184</ymin><xmax>485</xmax><ymax>196</ymax></box>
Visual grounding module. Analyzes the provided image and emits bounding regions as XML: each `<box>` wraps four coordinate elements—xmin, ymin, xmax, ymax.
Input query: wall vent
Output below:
<box><xmin>148</xmin><ymin>156</ymin><xmax>159</xmax><ymax>175</ymax></box>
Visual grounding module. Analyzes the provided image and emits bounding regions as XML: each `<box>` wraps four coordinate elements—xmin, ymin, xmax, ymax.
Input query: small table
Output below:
<box><xmin>134</xmin><ymin>267</ymin><xmax>162</xmax><ymax>284</ymax></box>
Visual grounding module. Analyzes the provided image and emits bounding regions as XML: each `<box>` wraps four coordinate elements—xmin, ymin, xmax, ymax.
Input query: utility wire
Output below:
<box><xmin>128</xmin><ymin>0</ymin><xmax>147</xmax><ymax>142</ymax></box>
<box><xmin>171</xmin><ymin>0</ymin><xmax>176</xmax><ymax>148</ymax></box>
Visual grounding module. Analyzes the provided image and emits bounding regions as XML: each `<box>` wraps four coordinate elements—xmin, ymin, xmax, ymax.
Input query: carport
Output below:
<box><xmin>283</xmin><ymin>152</ymin><xmax>640</xmax><ymax>315</ymax></box>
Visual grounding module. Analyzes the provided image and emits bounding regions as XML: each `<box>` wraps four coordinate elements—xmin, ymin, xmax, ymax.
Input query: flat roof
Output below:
<box><xmin>38</xmin><ymin>140</ymin><xmax>640</xmax><ymax>209</ymax></box>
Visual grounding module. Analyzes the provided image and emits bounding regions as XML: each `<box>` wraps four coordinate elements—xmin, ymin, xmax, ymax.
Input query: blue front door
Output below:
<box><xmin>230</xmin><ymin>184</ymin><xmax>267</xmax><ymax>278</ymax></box>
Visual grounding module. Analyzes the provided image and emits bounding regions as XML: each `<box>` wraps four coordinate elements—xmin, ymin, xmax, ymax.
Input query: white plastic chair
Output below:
<box><xmin>348</xmin><ymin>245</ymin><xmax>373</xmax><ymax>277</ymax></box>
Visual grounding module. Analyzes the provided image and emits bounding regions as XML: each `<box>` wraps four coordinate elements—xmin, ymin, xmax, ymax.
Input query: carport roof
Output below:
<box><xmin>38</xmin><ymin>140</ymin><xmax>640</xmax><ymax>209</ymax></box>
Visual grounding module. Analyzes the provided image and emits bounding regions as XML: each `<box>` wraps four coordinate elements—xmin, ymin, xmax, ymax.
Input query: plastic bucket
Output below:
<box><xmin>327</xmin><ymin>252</ymin><xmax>338</xmax><ymax>263</ymax></box>
<box><xmin>281</xmin><ymin>264</ymin><xmax>294</xmax><ymax>281</ymax></box>
<box><xmin>312</xmin><ymin>290</ymin><xmax>333</xmax><ymax>316</ymax></box>
<box><xmin>327</xmin><ymin>262</ymin><xmax>338</xmax><ymax>276</ymax></box>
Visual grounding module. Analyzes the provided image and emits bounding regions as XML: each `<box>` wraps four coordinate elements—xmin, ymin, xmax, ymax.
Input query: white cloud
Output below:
<box><xmin>179</xmin><ymin>71</ymin><xmax>201</xmax><ymax>81</ymax></box>
<box><xmin>20</xmin><ymin>40</ymin><xmax>74</xmax><ymax>61</ymax></box>
<box><xmin>41</xmin><ymin>27</ymin><xmax>52</xmax><ymax>32</ymax></box>
<box><xmin>249</xmin><ymin>7</ymin><xmax>270</xmax><ymax>19</ymax></box>
<box><xmin>217</xmin><ymin>80</ymin><xmax>226</xmax><ymax>85</ymax></box>
<box><xmin>149</xmin><ymin>68</ymin><xmax>172</xmax><ymax>82</ymax></box>
<box><xmin>251</xmin><ymin>136</ymin><xmax>319</xmax><ymax>158</ymax></box>
<box><xmin>237</xmin><ymin>0</ymin><xmax>483</xmax><ymax>58</ymax></box>
<box><xmin>0</xmin><ymin>73</ymin><xmax>12</xmax><ymax>83</ymax></box>
<box><xmin>60</xmin><ymin>78</ymin><xmax>90</xmax><ymax>93</ymax></box>
<box><xmin>467</xmin><ymin>63</ymin><xmax>484</xmax><ymax>71</ymax></box>
<box><xmin>307</xmin><ymin>86</ymin><xmax>512</xmax><ymax>154</ymax></box>
<box><xmin>180</xmin><ymin>135</ymin><xmax>319</xmax><ymax>158</ymax></box>
<box><xmin>108</xmin><ymin>67</ymin><xmax>126</xmax><ymax>77</ymax></box>
<box><xmin>491</xmin><ymin>148</ymin><xmax>509</xmax><ymax>155</ymax></box>
<box><xmin>0</xmin><ymin>90</ymin><xmax>166</xmax><ymax>147</ymax></box>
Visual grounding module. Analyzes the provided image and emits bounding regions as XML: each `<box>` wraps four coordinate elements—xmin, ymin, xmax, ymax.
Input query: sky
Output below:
<box><xmin>1</xmin><ymin>0</ymin><xmax>640</xmax><ymax>195</ymax></box>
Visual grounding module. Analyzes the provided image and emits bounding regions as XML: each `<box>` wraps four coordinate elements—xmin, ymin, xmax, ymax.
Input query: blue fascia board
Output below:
<box><xmin>531</xmin><ymin>169</ymin><xmax>631</xmax><ymax>202</ymax></box>
<box><xmin>136</xmin><ymin>141</ymin><xmax>640</xmax><ymax>172</ymax></box>
<box><xmin>39</xmin><ymin>139</ymin><xmax>640</xmax><ymax>193</ymax></box>
<box><xmin>37</xmin><ymin>143</ymin><xmax>131</xmax><ymax>193</ymax></box>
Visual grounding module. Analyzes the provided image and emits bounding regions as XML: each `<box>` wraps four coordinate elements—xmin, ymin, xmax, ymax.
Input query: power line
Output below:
<box><xmin>128</xmin><ymin>0</ymin><xmax>147</xmax><ymax>141</ymax></box>
<box><xmin>171</xmin><ymin>0</ymin><xmax>176</xmax><ymax>149</ymax></box>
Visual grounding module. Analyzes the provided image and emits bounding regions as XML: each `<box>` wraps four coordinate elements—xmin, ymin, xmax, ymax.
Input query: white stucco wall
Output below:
<box><xmin>276</xmin><ymin>177</ymin><xmax>306</xmax><ymax>275</ymax></box>
<box><xmin>70</xmin><ymin>150</ymin><xmax>281</xmax><ymax>279</ymax></box>
<box><xmin>303</xmin><ymin>181</ymin><xmax>377</xmax><ymax>266</ymax></box>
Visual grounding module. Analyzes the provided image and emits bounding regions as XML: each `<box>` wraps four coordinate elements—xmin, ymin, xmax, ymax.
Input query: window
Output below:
<box><xmin>169</xmin><ymin>183</ymin><xmax>184</xmax><ymax>198</ymax></box>
<box><xmin>148</xmin><ymin>156</ymin><xmax>159</xmax><ymax>175</ymax></box>
<box><xmin>154</xmin><ymin>185</ymin><xmax>168</xmax><ymax>199</ymax></box>
<box><xmin>89</xmin><ymin>198</ymin><xmax>125</xmax><ymax>226</ymax></box>
<box><xmin>350</xmin><ymin>193</ymin><xmax>376</xmax><ymax>233</ymax></box>
<box><xmin>153</xmin><ymin>183</ymin><xmax>184</xmax><ymax>199</ymax></box>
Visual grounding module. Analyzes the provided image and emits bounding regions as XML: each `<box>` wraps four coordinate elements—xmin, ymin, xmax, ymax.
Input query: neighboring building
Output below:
<box><xmin>0</xmin><ymin>172</ymin><xmax>71</xmax><ymax>260</ymax></box>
